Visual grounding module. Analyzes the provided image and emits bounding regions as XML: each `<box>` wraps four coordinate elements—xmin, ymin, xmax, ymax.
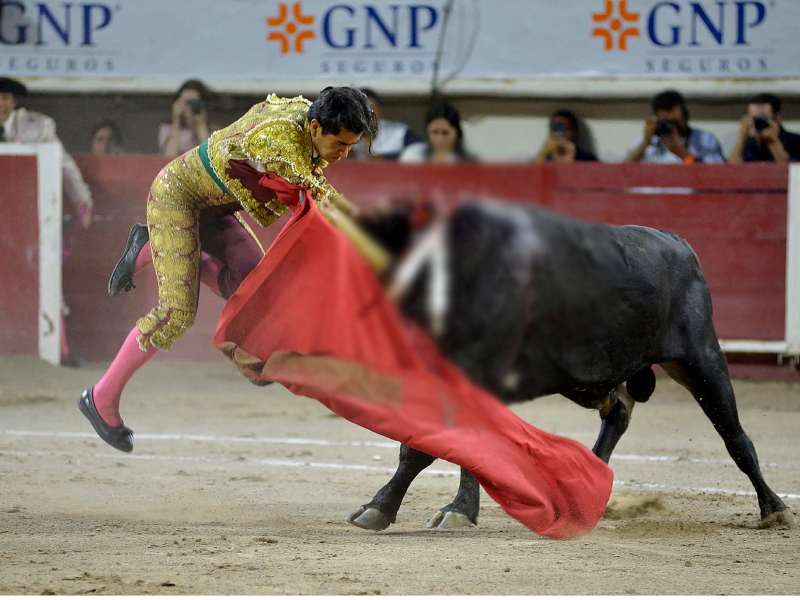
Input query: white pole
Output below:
<box><xmin>786</xmin><ymin>165</ymin><xmax>800</xmax><ymax>365</ymax></box>
<box><xmin>36</xmin><ymin>143</ymin><xmax>63</xmax><ymax>366</ymax></box>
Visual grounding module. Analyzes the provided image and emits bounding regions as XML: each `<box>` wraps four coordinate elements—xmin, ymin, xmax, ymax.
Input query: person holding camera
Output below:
<box><xmin>626</xmin><ymin>90</ymin><xmax>725</xmax><ymax>164</ymax></box>
<box><xmin>728</xmin><ymin>94</ymin><xmax>800</xmax><ymax>164</ymax></box>
<box><xmin>159</xmin><ymin>79</ymin><xmax>213</xmax><ymax>157</ymax></box>
<box><xmin>534</xmin><ymin>110</ymin><xmax>598</xmax><ymax>163</ymax></box>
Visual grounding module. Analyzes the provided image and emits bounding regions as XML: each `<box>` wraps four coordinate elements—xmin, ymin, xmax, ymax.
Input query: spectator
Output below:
<box><xmin>0</xmin><ymin>77</ymin><xmax>93</xmax><ymax>367</ymax></box>
<box><xmin>534</xmin><ymin>109</ymin><xmax>598</xmax><ymax>162</ymax></box>
<box><xmin>91</xmin><ymin>120</ymin><xmax>124</xmax><ymax>156</ymax></box>
<box><xmin>626</xmin><ymin>90</ymin><xmax>725</xmax><ymax>164</ymax></box>
<box><xmin>399</xmin><ymin>101</ymin><xmax>475</xmax><ymax>163</ymax></box>
<box><xmin>160</xmin><ymin>79</ymin><xmax>213</xmax><ymax>157</ymax></box>
<box><xmin>352</xmin><ymin>88</ymin><xmax>422</xmax><ymax>160</ymax></box>
<box><xmin>728</xmin><ymin>93</ymin><xmax>800</xmax><ymax>163</ymax></box>
<box><xmin>0</xmin><ymin>78</ymin><xmax>93</xmax><ymax>222</ymax></box>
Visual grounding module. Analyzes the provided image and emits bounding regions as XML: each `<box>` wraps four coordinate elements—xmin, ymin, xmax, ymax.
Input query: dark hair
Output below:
<box><xmin>92</xmin><ymin>120</ymin><xmax>123</xmax><ymax>146</ymax></box>
<box><xmin>551</xmin><ymin>109</ymin><xmax>580</xmax><ymax>132</ymax></box>
<box><xmin>174</xmin><ymin>79</ymin><xmax>210</xmax><ymax>102</ymax></box>
<box><xmin>0</xmin><ymin>77</ymin><xmax>28</xmax><ymax>97</ymax></box>
<box><xmin>652</xmin><ymin>89</ymin><xmax>688</xmax><ymax>117</ymax></box>
<box><xmin>750</xmin><ymin>93</ymin><xmax>782</xmax><ymax>115</ymax></box>
<box><xmin>308</xmin><ymin>86</ymin><xmax>378</xmax><ymax>138</ymax></box>
<box><xmin>424</xmin><ymin>101</ymin><xmax>472</xmax><ymax>159</ymax></box>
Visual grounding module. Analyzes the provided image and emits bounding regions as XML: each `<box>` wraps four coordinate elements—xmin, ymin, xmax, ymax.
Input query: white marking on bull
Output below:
<box><xmin>388</xmin><ymin>221</ymin><xmax>450</xmax><ymax>338</ymax></box>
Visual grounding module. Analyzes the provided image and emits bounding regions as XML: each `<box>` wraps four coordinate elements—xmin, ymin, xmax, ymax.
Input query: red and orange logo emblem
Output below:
<box><xmin>592</xmin><ymin>0</ymin><xmax>640</xmax><ymax>51</ymax></box>
<box><xmin>266</xmin><ymin>2</ymin><xmax>316</xmax><ymax>54</ymax></box>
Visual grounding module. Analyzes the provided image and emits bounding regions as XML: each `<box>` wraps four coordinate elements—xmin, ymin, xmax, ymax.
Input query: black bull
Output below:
<box><xmin>346</xmin><ymin>199</ymin><xmax>795</xmax><ymax>531</ymax></box>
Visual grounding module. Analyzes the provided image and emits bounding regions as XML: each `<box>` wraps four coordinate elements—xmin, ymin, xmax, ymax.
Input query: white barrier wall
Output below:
<box><xmin>0</xmin><ymin>143</ymin><xmax>63</xmax><ymax>365</ymax></box>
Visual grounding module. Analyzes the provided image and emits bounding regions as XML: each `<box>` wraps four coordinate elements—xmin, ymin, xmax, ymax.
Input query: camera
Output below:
<box><xmin>549</xmin><ymin>121</ymin><xmax>568</xmax><ymax>136</ymax></box>
<box><xmin>187</xmin><ymin>98</ymin><xmax>207</xmax><ymax>115</ymax></box>
<box><xmin>753</xmin><ymin>116</ymin><xmax>771</xmax><ymax>132</ymax></box>
<box><xmin>655</xmin><ymin>119</ymin><xmax>673</xmax><ymax>136</ymax></box>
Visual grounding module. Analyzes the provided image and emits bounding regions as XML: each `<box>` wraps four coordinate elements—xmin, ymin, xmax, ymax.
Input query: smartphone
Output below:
<box><xmin>550</xmin><ymin>121</ymin><xmax>568</xmax><ymax>136</ymax></box>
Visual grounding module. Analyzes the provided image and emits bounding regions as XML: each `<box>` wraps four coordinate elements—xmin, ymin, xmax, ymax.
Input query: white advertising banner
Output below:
<box><xmin>0</xmin><ymin>0</ymin><xmax>797</xmax><ymax>81</ymax></box>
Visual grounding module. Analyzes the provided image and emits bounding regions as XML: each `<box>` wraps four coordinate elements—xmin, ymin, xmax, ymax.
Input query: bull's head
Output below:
<box><xmin>358</xmin><ymin>197</ymin><xmax>449</xmax><ymax>338</ymax></box>
<box><xmin>357</xmin><ymin>197</ymin><xmax>438</xmax><ymax>257</ymax></box>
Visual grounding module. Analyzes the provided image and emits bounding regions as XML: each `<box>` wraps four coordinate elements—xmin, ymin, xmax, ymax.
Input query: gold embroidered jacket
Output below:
<box><xmin>207</xmin><ymin>94</ymin><xmax>338</xmax><ymax>227</ymax></box>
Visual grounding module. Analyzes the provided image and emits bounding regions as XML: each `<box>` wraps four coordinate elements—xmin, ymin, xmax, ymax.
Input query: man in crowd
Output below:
<box><xmin>626</xmin><ymin>89</ymin><xmax>725</xmax><ymax>164</ymax></box>
<box><xmin>728</xmin><ymin>93</ymin><xmax>800</xmax><ymax>163</ymax></box>
<box><xmin>0</xmin><ymin>77</ymin><xmax>94</xmax><ymax>220</ymax></box>
<box><xmin>0</xmin><ymin>77</ymin><xmax>93</xmax><ymax>367</ymax></box>
<box><xmin>352</xmin><ymin>88</ymin><xmax>422</xmax><ymax>160</ymax></box>
<box><xmin>534</xmin><ymin>109</ymin><xmax>598</xmax><ymax>162</ymax></box>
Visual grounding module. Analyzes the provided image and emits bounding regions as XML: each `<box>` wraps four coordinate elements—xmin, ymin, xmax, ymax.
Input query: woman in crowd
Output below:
<box><xmin>399</xmin><ymin>101</ymin><xmax>475</xmax><ymax>163</ymax></box>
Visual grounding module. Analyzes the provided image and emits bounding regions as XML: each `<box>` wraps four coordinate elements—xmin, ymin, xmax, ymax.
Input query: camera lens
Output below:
<box><xmin>655</xmin><ymin>119</ymin><xmax>673</xmax><ymax>136</ymax></box>
<box><xmin>188</xmin><ymin>98</ymin><xmax>206</xmax><ymax>115</ymax></box>
<box><xmin>753</xmin><ymin>117</ymin><xmax>770</xmax><ymax>132</ymax></box>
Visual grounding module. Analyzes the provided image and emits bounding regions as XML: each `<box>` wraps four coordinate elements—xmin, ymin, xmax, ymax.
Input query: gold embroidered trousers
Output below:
<box><xmin>136</xmin><ymin>147</ymin><xmax>263</xmax><ymax>351</ymax></box>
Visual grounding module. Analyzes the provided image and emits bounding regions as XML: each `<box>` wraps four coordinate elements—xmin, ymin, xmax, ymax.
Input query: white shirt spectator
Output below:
<box><xmin>354</xmin><ymin>119</ymin><xmax>421</xmax><ymax>160</ymax></box>
<box><xmin>635</xmin><ymin>127</ymin><xmax>725</xmax><ymax>163</ymax></box>
<box><xmin>2</xmin><ymin>107</ymin><xmax>93</xmax><ymax>209</ymax></box>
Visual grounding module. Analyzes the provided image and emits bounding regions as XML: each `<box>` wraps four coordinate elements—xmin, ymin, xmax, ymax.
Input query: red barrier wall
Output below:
<box><xmin>2</xmin><ymin>155</ymin><xmax>795</xmax><ymax>380</ymax></box>
<box><xmin>0</xmin><ymin>156</ymin><xmax>40</xmax><ymax>355</ymax></box>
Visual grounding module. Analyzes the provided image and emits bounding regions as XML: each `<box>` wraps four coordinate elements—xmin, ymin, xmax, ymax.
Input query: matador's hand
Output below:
<box><xmin>330</xmin><ymin>193</ymin><xmax>359</xmax><ymax>218</ymax></box>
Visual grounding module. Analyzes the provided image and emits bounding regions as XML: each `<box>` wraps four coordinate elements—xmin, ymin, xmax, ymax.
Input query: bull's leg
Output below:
<box><xmin>427</xmin><ymin>468</ymin><xmax>480</xmax><ymax>529</ymax></box>
<box><xmin>346</xmin><ymin>444</ymin><xmax>436</xmax><ymax>531</ymax></box>
<box><xmin>661</xmin><ymin>357</ymin><xmax>796</xmax><ymax>529</ymax></box>
<box><xmin>592</xmin><ymin>385</ymin><xmax>637</xmax><ymax>463</ymax></box>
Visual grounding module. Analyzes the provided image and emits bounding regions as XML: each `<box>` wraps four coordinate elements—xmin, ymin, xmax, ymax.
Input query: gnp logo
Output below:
<box><xmin>591</xmin><ymin>0</ymin><xmax>774</xmax><ymax>75</ymax></box>
<box><xmin>0</xmin><ymin>0</ymin><xmax>118</xmax><ymax>75</ymax></box>
<box><xmin>266</xmin><ymin>2</ymin><xmax>316</xmax><ymax>54</ymax></box>
<box><xmin>592</xmin><ymin>0</ymin><xmax>640</xmax><ymax>50</ymax></box>
<box><xmin>265</xmin><ymin>1</ymin><xmax>476</xmax><ymax>77</ymax></box>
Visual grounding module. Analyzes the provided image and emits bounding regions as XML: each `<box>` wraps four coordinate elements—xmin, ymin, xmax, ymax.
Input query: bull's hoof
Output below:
<box><xmin>345</xmin><ymin>507</ymin><xmax>391</xmax><ymax>531</ymax></box>
<box><xmin>426</xmin><ymin>510</ymin><xmax>476</xmax><ymax>530</ymax></box>
<box><xmin>758</xmin><ymin>509</ymin><xmax>796</xmax><ymax>529</ymax></box>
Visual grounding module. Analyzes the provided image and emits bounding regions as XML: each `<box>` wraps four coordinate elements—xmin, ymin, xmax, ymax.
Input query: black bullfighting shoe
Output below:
<box><xmin>78</xmin><ymin>388</ymin><xmax>134</xmax><ymax>453</ymax></box>
<box><xmin>108</xmin><ymin>223</ymin><xmax>149</xmax><ymax>297</ymax></box>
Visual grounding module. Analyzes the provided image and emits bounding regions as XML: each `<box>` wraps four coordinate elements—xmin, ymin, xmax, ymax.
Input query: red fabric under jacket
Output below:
<box><xmin>213</xmin><ymin>171</ymin><xmax>614</xmax><ymax>540</ymax></box>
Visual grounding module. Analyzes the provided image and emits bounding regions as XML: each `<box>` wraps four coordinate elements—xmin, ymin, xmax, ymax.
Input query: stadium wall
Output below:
<box><xmin>1</xmin><ymin>156</ymin><xmax>797</xmax><ymax>380</ymax></box>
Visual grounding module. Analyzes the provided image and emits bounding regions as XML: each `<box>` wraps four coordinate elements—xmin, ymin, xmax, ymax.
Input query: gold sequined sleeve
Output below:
<box><xmin>242</xmin><ymin>117</ymin><xmax>337</xmax><ymax>207</ymax></box>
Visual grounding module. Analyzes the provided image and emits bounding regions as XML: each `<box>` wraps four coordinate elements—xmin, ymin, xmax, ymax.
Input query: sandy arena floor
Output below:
<box><xmin>0</xmin><ymin>356</ymin><xmax>798</xmax><ymax>595</ymax></box>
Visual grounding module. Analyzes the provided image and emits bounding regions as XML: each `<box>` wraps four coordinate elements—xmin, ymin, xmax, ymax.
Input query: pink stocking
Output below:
<box><xmin>199</xmin><ymin>252</ymin><xmax>224</xmax><ymax>297</ymax></box>
<box><xmin>134</xmin><ymin>240</ymin><xmax>152</xmax><ymax>274</ymax></box>
<box><xmin>93</xmin><ymin>326</ymin><xmax>157</xmax><ymax>427</ymax></box>
<box><xmin>60</xmin><ymin>315</ymin><xmax>70</xmax><ymax>356</ymax></box>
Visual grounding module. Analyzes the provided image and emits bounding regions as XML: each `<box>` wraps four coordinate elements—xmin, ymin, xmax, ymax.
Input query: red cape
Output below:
<box><xmin>213</xmin><ymin>177</ymin><xmax>613</xmax><ymax>540</ymax></box>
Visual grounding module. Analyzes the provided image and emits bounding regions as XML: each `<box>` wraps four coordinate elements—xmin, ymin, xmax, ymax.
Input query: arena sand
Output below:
<box><xmin>1</xmin><ymin>356</ymin><xmax>798</xmax><ymax>595</ymax></box>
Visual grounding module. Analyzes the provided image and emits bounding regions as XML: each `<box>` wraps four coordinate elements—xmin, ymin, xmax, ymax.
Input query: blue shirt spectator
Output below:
<box><xmin>352</xmin><ymin>88</ymin><xmax>422</xmax><ymax>160</ymax></box>
<box><xmin>627</xmin><ymin>89</ymin><xmax>725</xmax><ymax>164</ymax></box>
